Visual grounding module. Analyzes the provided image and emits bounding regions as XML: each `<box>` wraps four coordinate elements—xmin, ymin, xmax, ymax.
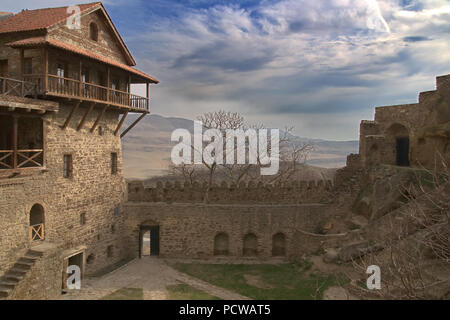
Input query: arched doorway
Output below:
<box><xmin>272</xmin><ymin>233</ymin><xmax>286</xmax><ymax>256</ymax></box>
<box><xmin>214</xmin><ymin>233</ymin><xmax>229</xmax><ymax>256</ymax></box>
<box><xmin>243</xmin><ymin>233</ymin><xmax>258</xmax><ymax>256</ymax></box>
<box><xmin>139</xmin><ymin>220</ymin><xmax>160</xmax><ymax>257</ymax></box>
<box><xmin>29</xmin><ymin>204</ymin><xmax>45</xmax><ymax>241</ymax></box>
<box><xmin>387</xmin><ymin>123</ymin><xmax>410</xmax><ymax>166</ymax></box>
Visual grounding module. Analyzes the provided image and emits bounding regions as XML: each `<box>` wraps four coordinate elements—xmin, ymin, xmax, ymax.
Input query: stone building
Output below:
<box><xmin>356</xmin><ymin>74</ymin><xmax>450</xmax><ymax>169</ymax></box>
<box><xmin>0</xmin><ymin>2</ymin><xmax>158</xmax><ymax>299</ymax></box>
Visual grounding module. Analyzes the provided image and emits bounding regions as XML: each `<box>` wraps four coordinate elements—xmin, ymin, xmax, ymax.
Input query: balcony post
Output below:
<box><xmin>43</xmin><ymin>46</ymin><xmax>48</xmax><ymax>93</ymax></box>
<box><xmin>106</xmin><ymin>66</ymin><xmax>110</xmax><ymax>102</ymax></box>
<box><xmin>79</xmin><ymin>59</ymin><xmax>82</xmax><ymax>97</ymax></box>
<box><xmin>146</xmin><ymin>82</ymin><xmax>150</xmax><ymax>111</ymax></box>
<box><xmin>128</xmin><ymin>75</ymin><xmax>131</xmax><ymax>107</ymax></box>
<box><xmin>12</xmin><ymin>115</ymin><xmax>18</xmax><ymax>169</ymax></box>
<box><xmin>20</xmin><ymin>48</ymin><xmax>24</xmax><ymax>81</ymax></box>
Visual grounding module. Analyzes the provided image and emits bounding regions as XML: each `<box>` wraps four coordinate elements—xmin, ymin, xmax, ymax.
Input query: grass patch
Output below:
<box><xmin>171</xmin><ymin>262</ymin><xmax>346</xmax><ymax>300</ymax></box>
<box><xmin>101</xmin><ymin>287</ymin><xmax>143</xmax><ymax>300</ymax></box>
<box><xmin>167</xmin><ymin>283</ymin><xmax>221</xmax><ymax>300</ymax></box>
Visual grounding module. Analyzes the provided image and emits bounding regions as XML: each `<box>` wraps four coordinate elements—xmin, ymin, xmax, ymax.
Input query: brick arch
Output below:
<box><xmin>214</xmin><ymin>232</ymin><xmax>229</xmax><ymax>256</ymax></box>
<box><xmin>243</xmin><ymin>233</ymin><xmax>258</xmax><ymax>256</ymax></box>
<box><xmin>272</xmin><ymin>232</ymin><xmax>286</xmax><ymax>256</ymax></box>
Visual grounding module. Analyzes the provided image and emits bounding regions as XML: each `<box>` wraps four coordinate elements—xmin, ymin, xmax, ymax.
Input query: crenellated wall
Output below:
<box><xmin>127</xmin><ymin>179</ymin><xmax>334</xmax><ymax>204</ymax></box>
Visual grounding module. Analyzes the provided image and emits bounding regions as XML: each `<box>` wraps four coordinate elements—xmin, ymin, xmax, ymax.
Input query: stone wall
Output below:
<box><xmin>0</xmin><ymin>101</ymin><xmax>130</xmax><ymax>285</ymax></box>
<box><xmin>123</xmin><ymin>202</ymin><xmax>331</xmax><ymax>259</ymax></box>
<box><xmin>127</xmin><ymin>179</ymin><xmax>334</xmax><ymax>204</ymax></box>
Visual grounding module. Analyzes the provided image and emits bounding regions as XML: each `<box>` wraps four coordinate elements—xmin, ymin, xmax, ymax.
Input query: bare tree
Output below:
<box><xmin>351</xmin><ymin>166</ymin><xmax>450</xmax><ymax>299</ymax></box>
<box><xmin>171</xmin><ymin>110</ymin><xmax>315</xmax><ymax>201</ymax></box>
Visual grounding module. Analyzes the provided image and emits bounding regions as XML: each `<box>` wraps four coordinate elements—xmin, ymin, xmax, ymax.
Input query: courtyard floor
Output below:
<box><xmin>60</xmin><ymin>257</ymin><xmax>250</xmax><ymax>300</ymax></box>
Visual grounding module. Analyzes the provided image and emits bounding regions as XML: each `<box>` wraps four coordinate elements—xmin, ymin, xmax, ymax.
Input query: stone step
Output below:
<box><xmin>12</xmin><ymin>263</ymin><xmax>32</xmax><ymax>271</ymax></box>
<box><xmin>0</xmin><ymin>281</ymin><xmax>16</xmax><ymax>290</ymax></box>
<box><xmin>5</xmin><ymin>269</ymin><xmax>27</xmax><ymax>279</ymax></box>
<box><xmin>26</xmin><ymin>250</ymin><xmax>43</xmax><ymax>258</ymax></box>
<box><xmin>16</xmin><ymin>258</ymin><xmax>36</xmax><ymax>266</ymax></box>
<box><xmin>0</xmin><ymin>289</ymin><xmax>11</xmax><ymax>298</ymax></box>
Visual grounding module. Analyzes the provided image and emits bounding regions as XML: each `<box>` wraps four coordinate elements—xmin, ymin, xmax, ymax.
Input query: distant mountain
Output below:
<box><xmin>121</xmin><ymin>114</ymin><xmax>358</xmax><ymax>179</ymax></box>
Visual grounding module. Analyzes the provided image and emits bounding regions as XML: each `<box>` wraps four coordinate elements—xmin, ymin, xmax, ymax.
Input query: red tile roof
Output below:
<box><xmin>7</xmin><ymin>36</ymin><xmax>159</xmax><ymax>84</ymax></box>
<box><xmin>0</xmin><ymin>3</ymin><xmax>100</xmax><ymax>34</ymax></box>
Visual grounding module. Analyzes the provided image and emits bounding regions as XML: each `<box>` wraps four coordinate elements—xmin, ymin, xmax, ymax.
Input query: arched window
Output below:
<box><xmin>214</xmin><ymin>233</ymin><xmax>229</xmax><ymax>256</ymax></box>
<box><xmin>30</xmin><ymin>204</ymin><xmax>45</xmax><ymax>241</ymax></box>
<box><xmin>272</xmin><ymin>233</ymin><xmax>286</xmax><ymax>256</ymax></box>
<box><xmin>243</xmin><ymin>233</ymin><xmax>258</xmax><ymax>256</ymax></box>
<box><xmin>89</xmin><ymin>22</ymin><xmax>98</xmax><ymax>41</ymax></box>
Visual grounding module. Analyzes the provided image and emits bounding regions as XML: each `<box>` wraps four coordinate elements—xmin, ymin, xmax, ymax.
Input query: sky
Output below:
<box><xmin>2</xmin><ymin>0</ymin><xmax>450</xmax><ymax>140</ymax></box>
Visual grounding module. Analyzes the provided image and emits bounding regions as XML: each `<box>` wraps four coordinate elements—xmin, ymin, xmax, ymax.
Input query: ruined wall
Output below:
<box><xmin>127</xmin><ymin>179</ymin><xmax>334</xmax><ymax>204</ymax></box>
<box><xmin>0</xmin><ymin>102</ymin><xmax>129</xmax><ymax>284</ymax></box>
<box><xmin>124</xmin><ymin>202</ymin><xmax>331</xmax><ymax>259</ymax></box>
<box><xmin>357</xmin><ymin>74</ymin><xmax>450</xmax><ymax>169</ymax></box>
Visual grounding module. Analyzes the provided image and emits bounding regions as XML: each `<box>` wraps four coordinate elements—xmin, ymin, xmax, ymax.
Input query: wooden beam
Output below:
<box><xmin>90</xmin><ymin>104</ymin><xmax>108</xmax><ymax>133</ymax></box>
<box><xmin>114</xmin><ymin>111</ymin><xmax>128</xmax><ymax>136</ymax></box>
<box><xmin>77</xmin><ymin>103</ymin><xmax>95</xmax><ymax>131</ymax></box>
<box><xmin>120</xmin><ymin>112</ymin><xmax>146</xmax><ymax>138</ymax></box>
<box><xmin>61</xmin><ymin>101</ymin><xmax>80</xmax><ymax>129</ymax></box>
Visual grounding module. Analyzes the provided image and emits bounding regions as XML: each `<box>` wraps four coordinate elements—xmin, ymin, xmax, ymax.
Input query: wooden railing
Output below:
<box><xmin>29</xmin><ymin>223</ymin><xmax>45</xmax><ymax>241</ymax></box>
<box><xmin>0</xmin><ymin>149</ymin><xmax>44</xmax><ymax>170</ymax></box>
<box><xmin>23</xmin><ymin>74</ymin><xmax>149</xmax><ymax>111</ymax></box>
<box><xmin>0</xmin><ymin>76</ymin><xmax>37</xmax><ymax>98</ymax></box>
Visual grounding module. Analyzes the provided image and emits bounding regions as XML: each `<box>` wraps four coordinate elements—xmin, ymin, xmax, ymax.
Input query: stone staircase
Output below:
<box><xmin>0</xmin><ymin>249</ymin><xmax>43</xmax><ymax>299</ymax></box>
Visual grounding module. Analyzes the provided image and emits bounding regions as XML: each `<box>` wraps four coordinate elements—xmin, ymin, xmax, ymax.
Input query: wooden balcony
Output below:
<box><xmin>23</xmin><ymin>74</ymin><xmax>149</xmax><ymax>112</ymax></box>
<box><xmin>0</xmin><ymin>76</ymin><xmax>37</xmax><ymax>98</ymax></box>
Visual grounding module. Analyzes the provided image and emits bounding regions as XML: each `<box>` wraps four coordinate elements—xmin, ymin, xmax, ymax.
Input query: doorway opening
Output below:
<box><xmin>396</xmin><ymin>137</ymin><xmax>410</xmax><ymax>166</ymax></box>
<box><xmin>139</xmin><ymin>225</ymin><xmax>160</xmax><ymax>257</ymax></box>
<box><xmin>62</xmin><ymin>252</ymin><xmax>84</xmax><ymax>292</ymax></box>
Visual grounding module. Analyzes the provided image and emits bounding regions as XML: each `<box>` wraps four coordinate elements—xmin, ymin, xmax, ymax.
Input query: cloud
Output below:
<box><xmin>6</xmin><ymin>0</ymin><xmax>450</xmax><ymax>140</ymax></box>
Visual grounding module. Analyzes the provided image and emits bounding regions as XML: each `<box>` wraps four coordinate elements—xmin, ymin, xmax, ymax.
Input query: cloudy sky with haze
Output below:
<box><xmin>2</xmin><ymin>0</ymin><xmax>450</xmax><ymax>140</ymax></box>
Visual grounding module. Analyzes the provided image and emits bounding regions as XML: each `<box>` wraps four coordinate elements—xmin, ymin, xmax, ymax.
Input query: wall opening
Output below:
<box><xmin>29</xmin><ymin>204</ymin><xmax>45</xmax><ymax>241</ymax></box>
<box><xmin>139</xmin><ymin>225</ymin><xmax>160</xmax><ymax>257</ymax></box>
<box><xmin>387</xmin><ymin>123</ymin><xmax>410</xmax><ymax>167</ymax></box>
<box><xmin>396</xmin><ymin>137</ymin><xmax>410</xmax><ymax>166</ymax></box>
<box><xmin>272</xmin><ymin>233</ymin><xmax>286</xmax><ymax>256</ymax></box>
<box><xmin>243</xmin><ymin>233</ymin><xmax>258</xmax><ymax>256</ymax></box>
<box><xmin>62</xmin><ymin>252</ymin><xmax>84</xmax><ymax>291</ymax></box>
<box><xmin>214</xmin><ymin>233</ymin><xmax>229</xmax><ymax>256</ymax></box>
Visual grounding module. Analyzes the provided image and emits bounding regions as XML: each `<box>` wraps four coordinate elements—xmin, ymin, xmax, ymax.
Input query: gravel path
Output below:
<box><xmin>60</xmin><ymin>257</ymin><xmax>249</xmax><ymax>300</ymax></box>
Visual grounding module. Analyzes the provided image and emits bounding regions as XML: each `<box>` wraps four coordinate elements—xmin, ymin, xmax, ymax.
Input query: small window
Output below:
<box><xmin>63</xmin><ymin>154</ymin><xmax>73</xmax><ymax>178</ymax></box>
<box><xmin>110</xmin><ymin>152</ymin><xmax>118</xmax><ymax>175</ymax></box>
<box><xmin>80</xmin><ymin>213</ymin><xmax>86</xmax><ymax>225</ymax></box>
<box><xmin>107</xmin><ymin>245</ymin><xmax>114</xmax><ymax>258</ymax></box>
<box><xmin>23</xmin><ymin>58</ymin><xmax>32</xmax><ymax>75</ymax></box>
<box><xmin>114</xmin><ymin>205</ymin><xmax>119</xmax><ymax>216</ymax></box>
<box><xmin>98</xmin><ymin>126</ymin><xmax>103</xmax><ymax>136</ymax></box>
<box><xmin>111</xmin><ymin>224</ymin><xmax>116</xmax><ymax>234</ymax></box>
<box><xmin>89</xmin><ymin>22</ymin><xmax>98</xmax><ymax>41</ymax></box>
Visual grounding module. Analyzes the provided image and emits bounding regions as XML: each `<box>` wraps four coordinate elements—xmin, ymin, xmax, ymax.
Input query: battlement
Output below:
<box><xmin>127</xmin><ymin>179</ymin><xmax>334</xmax><ymax>204</ymax></box>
